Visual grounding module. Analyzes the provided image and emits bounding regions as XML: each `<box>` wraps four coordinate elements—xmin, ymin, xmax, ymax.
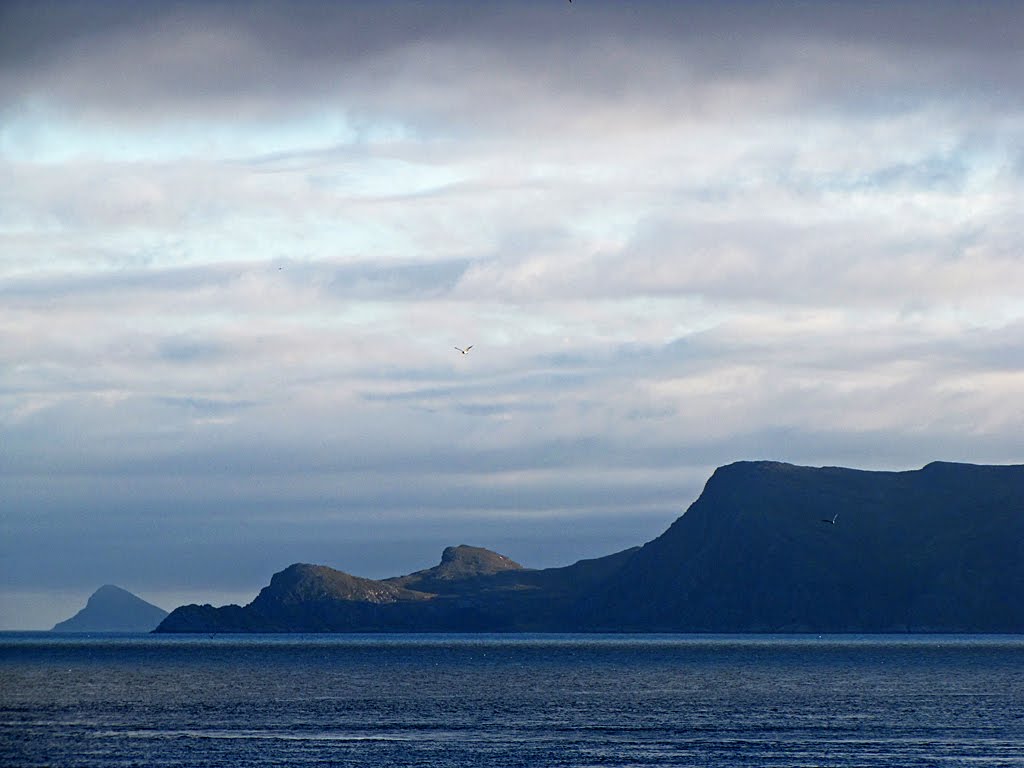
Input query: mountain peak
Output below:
<box><xmin>437</xmin><ymin>545</ymin><xmax>522</xmax><ymax>576</ymax></box>
<box><xmin>52</xmin><ymin>585</ymin><xmax>168</xmax><ymax>632</ymax></box>
<box><xmin>253</xmin><ymin>563</ymin><xmax>424</xmax><ymax>606</ymax></box>
<box><xmin>92</xmin><ymin>584</ymin><xmax>134</xmax><ymax>599</ymax></box>
<box><xmin>380</xmin><ymin>545</ymin><xmax>525</xmax><ymax>596</ymax></box>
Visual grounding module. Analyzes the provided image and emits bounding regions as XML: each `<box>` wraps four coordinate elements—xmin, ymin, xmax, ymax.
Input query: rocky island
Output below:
<box><xmin>53</xmin><ymin>585</ymin><xmax>168</xmax><ymax>632</ymax></box>
<box><xmin>156</xmin><ymin>461</ymin><xmax>1024</xmax><ymax>633</ymax></box>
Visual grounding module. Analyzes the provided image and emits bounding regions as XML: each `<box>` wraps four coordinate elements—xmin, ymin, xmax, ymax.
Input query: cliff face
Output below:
<box><xmin>53</xmin><ymin>585</ymin><xmax>168</xmax><ymax>632</ymax></box>
<box><xmin>585</xmin><ymin>461</ymin><xmax>1024</xmax><ymax>632</ymax></box>
<box><xmin>156</xmin><ymin>461</ymin><xmax>1024</xmax><ymax>633</ymax></box>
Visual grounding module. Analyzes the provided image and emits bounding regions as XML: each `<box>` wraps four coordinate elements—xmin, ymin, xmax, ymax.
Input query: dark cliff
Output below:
<box><xmin>584</xmin><ymin>461</ymin><xmax>1024</xmax><ymax>632</ymax></box>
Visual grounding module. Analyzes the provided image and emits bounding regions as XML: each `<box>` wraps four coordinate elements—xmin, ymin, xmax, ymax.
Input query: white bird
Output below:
<box><xmin>455</xmin><ymin>346</ymin><xmax>473</xmax><ymax>355</ymax></box>
<box><xmin>821</xmin><ymin>513</ymin><xmax>838</xmax><ymax>525</ymax></box>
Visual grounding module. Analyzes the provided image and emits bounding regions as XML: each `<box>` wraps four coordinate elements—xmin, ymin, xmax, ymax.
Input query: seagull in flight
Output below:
<box><xmin>455</xmin><ymin>345</ymin><xmax>473</xmax><ymax>355</ymax></box>
<box><xmin>821</xmin><ymin>513</ymin><xmax>839</xmax><ymax>525</ymax></box>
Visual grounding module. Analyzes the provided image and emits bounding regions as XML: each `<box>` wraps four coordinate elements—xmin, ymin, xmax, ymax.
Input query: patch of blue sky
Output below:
<box><xmin>71</xmin><ymin>211</ymin><xmax>418</xmax><ymax>273</ymax></box>
<box><xmin>570</xmin><ymin>208</ymin><xmax>645</xmax><ymax>251</ymax></box>
<box><xmin>775</xmin><ymin>152</ymin><xmax>969</xmax><ymax>198</ymax></box>
<box><xmin>0</xmin><ymin>105</ymin><xmax>416</xmax><ymax>165</ymax></box>
<box><xmin>908</xmin><ymin>300</ymin><xmax>1024</xmax><ymax>332</ymax></box>
<box><xmin>0</xmin><ymin>203</ymin><xmax>64</xmax><ymax>237</ymax></box>
<box><xmin>477</xmin><ymin>296</ymin><xmax>720</xmax><ymax>353</ymax></box>
<box><xmin>305</xmin><ymin>156</ymin><xmax>467</xmax><ymax>200</ymax></box>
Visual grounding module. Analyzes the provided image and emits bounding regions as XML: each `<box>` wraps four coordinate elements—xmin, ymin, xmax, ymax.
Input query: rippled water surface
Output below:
<box><xmin>2</xmin><ymin>633</ymin><xmax>1023</xmax><ymax>767</ymax></box>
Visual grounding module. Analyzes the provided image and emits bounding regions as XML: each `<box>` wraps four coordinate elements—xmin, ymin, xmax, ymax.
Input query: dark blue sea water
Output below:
<box><xmin>2</xmin><ymin>633</ymin><xmax>1023</xmax><ymax>767</ymax></box>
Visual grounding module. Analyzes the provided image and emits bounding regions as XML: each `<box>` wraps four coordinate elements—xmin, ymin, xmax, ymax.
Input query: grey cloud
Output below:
<box><xmin>611</xmin><ymin>225</ymin><xmax>1019</xmax><ymax>308</ymax></box>
<box><xmin>157</xmin><ymin>337</ymin><xmax>230</xmax><ymax>363</ymax></box>
<box><xmin>775</xmin><ymin>151</ymin><xmax>973</xmax><ymax>197</ymax></box>
<box><xmin>158</xmin><ymin>396</ymin><xmax>257</xmax><ymax>413</ymax></box>
<box><xmin>359</xmin><ymin>367</ymin><xmax>592</xmax><ymax>406</ymax></box>
<box><xmin>3</xmin><ymin>1</ymin><xmax>1021</xmax><ymax>122</ymax></box>
<box><xmin>324</xmin><ymin>258</ymin><xmax>470</xmax><ymax>300</ymax></box>
<box><xmin>0</xmin><ymin>258</ymin><xmax>469</xmax><ymax>309</ymax></box>
<box><xmin>0</xmin><ymin>262</ymin><xmax>237</xmax><ymax>301</ymax></box>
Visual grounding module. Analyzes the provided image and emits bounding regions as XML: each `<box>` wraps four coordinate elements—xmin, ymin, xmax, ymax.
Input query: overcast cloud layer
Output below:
<box><xmin>2</xmin><ymin>1</ymin><xmax>1022</xmax><ymax>628</ymax></box>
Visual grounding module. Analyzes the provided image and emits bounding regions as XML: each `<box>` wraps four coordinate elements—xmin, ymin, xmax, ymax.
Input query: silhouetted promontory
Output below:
<box><xmin>156</xmin><ymin>461</ymin><xmax>1024</xmax><ymax>633</ymax></box>
<box><xmin>53</xmin><ymin>585</ymin><xmax>168</xmax><ymax>632</ymax></box>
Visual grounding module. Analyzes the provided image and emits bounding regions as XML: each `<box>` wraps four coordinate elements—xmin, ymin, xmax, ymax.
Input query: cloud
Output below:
<box><xmin>4</xmin><ymin>2</ymin><xmax>1022</xmax><ymax>125</ymax></box>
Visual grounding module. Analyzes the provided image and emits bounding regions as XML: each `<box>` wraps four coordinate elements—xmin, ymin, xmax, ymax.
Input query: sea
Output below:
<box><xmin>1</xmin><ymin>633</ymin><xmax>1023</xmax><ymax>767</ymax></box>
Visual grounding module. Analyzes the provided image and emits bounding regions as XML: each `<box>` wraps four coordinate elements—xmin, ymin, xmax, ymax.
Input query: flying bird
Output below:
<box><xmin>455</xmin><ymin>346</ymin><xmax>473</xmax><ymax>355</ymax></box>
<box><xmin>821</xmin><ymin>513</ymin><xmax>839</xmax><ymax>525</ymax></box>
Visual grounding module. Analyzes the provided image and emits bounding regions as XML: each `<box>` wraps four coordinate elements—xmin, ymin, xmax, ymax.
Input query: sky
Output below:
<box><xmin>2</xmin><ymin>0</ymin><xmax>1022</xmax><ymax>629</ymax></box>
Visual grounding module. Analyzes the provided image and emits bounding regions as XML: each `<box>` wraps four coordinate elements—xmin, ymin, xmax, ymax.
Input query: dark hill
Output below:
<box><xmin>585</xmin><ymin>461</ymin><xmax>1024</xmax><ymax>632</ymax></box>
<box><xmin>156</xmin><ymin>461</ymin><xmax>1024</xmax><ymax>633</ymax></box>
<box><xmin>53</xmin><ymin>585</ymin><xmax>168</xmax><ymax>632</ymax></box>
<box><xmin>255</xmin><ymin>563</ymin><xmax>427</xmax><ymax>605</ymax></box>
<box><xmin>389</xmin><ymin>545</ymin><xmax>524</xmax><ymax>593</ymax></box>
<box><xmin>157</xmin><ymin>545</ymin><xmax>638</xmax><ymax>632</ymax></box>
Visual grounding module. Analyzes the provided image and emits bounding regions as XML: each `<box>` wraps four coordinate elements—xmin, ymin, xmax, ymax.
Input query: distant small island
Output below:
<box><xmin>156</xmin><ymin>461</ymin><xmax>1024</xmax><ymax>634</ymax></box>
<box><xmin>53</xmin><ymin>585</ymin><xmax>168</xmax><ymax>632</ymax></box>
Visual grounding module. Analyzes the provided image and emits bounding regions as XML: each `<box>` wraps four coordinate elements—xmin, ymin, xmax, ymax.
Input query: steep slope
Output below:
<box><xmin>52</xmin><ymin>585</ymin><xmax>168</xmax><ymax>632</ymax></box>
<box><xmin>584</xmin><ymin>461</ymin><xmax>1024</xmax><ymax>632</ymax></box>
